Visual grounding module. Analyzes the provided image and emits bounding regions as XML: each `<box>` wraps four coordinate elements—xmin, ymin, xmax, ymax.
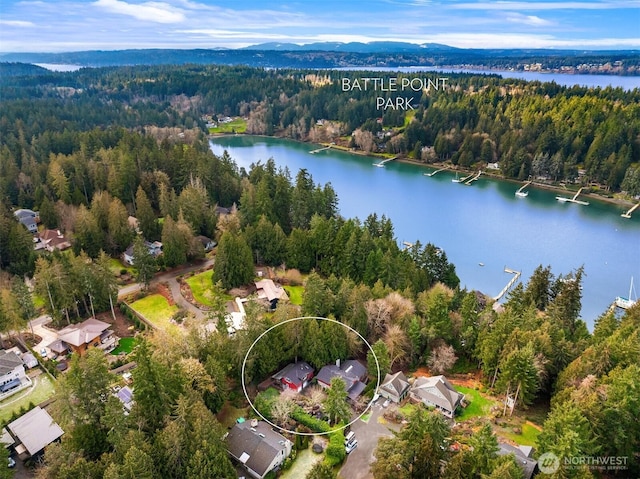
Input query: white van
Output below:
<box><xmin>345</xmin><ymin>431</ymin><xmax>356</xmax><ymax>445</ymax></box>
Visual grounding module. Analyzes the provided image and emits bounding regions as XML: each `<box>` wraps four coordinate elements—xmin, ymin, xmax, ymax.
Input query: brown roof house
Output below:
<box><xmin>40</xmin><ymin>229</ymin><xmax>71</xmax><ymax>252</ymax></box>
<box><xmin>255</xmin><ymin>279</ymin><xmax>288</xmax><ymax>310</ymax></box>
<box><xmin>410</xmin><ymin>375</ymin><xmax>463</xmax><ymax>418</ymax></box>
<box><xmin>226</xmin><ymin>420</ymin><xmax>292</xmax><ymax>479</ymax></box>
<box><xmin>6</xmin><ymin>406</ymin><xmax>64</xmax><ymax>460</ymax></box>
<box><xmin>48</xmin><ymin>318</ymin><xmax>117</xmax><ymax>356</ymax></box>
<box><xmin>378</xmin><ymin>371</ymin><xmax>411</xmax><ymax>404</ymax></box>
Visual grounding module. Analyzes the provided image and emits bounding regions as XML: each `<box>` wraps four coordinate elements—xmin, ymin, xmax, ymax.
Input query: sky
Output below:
<box><xmin>0</xmin><ymin>0</ymin><xmax>639</xmax><ymax>52</ymax></box>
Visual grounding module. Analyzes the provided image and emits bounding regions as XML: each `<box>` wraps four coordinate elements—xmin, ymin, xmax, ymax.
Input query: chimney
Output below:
<box><xmin>57</xmin><ymin>230</ymin><xmax>63</xmax><ymax>238</ymax></box>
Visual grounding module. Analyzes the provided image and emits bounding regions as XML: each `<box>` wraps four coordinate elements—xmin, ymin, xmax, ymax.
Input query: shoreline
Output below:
<box><xmin>209</xmin><ymin>133</ymin><xmax>638</xmax><ymax>210</ymax></box>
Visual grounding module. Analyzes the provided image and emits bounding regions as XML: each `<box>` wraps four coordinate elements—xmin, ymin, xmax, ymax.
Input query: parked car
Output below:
<box><xmin>40</xmin><ymin>348</ymin><xmax>48</xmax><ymax>358</ymax></box>
<box><xmin>344</xmin><ymin>431</ymin><xmax>356</xmax><ymax>445</ymax></box>
<box><xmin>382</xmin><ymin>399</ymin><xmax>390</xmax><ymax>408</ymax></box>
<box><xmin>7</xmin><ymin>457</ymin><xmax>16</xmax><ymax>468</ymax></box>
<box><xmin>345</xmin><ymin>440</ymin><xmax>358</xmax><ymax>454</ymax></box>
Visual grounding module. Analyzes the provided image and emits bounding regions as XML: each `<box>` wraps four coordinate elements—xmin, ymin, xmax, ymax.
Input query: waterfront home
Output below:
<box><xmin>226</xmin><ymin>419</ymin><xmax>292</xmax><ymax>479</ymax></box>
<box><xmin>409</xmin><ymin>375</ymin><xmax>463</xmax><ymax>418</ymax></box>
<box><xmin>272</xmin><ymin>361</ymin><xmax>314</xmax><ymax>392</ymax></box>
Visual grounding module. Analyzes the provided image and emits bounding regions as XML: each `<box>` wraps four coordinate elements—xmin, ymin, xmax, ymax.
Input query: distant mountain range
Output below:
<box><xmin>1</xmin><ymin>43</ymin><xmax>638</xmax><ymax>74</ymax></box>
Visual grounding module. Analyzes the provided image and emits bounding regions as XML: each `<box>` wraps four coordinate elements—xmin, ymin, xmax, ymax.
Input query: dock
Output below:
<box><xmin>493</xmin><ymin>267</ymin><xmax>522</xmax><ymax>301</ymax></box>
<box><xmin>310</xmin><ymin>145</ymin><xmax>332</xmax><ymax>154</ymax></box>
<box><xmin>556</xmin><ymin>187</ymin><xmax>589</xmax><ymax>205</ymax></box>
<box><xmin>516</xmin><ymin>181</ymin><xmax>532</xmax><ymax>197</ymax></box>
<box><xmin>465</xmin><ymin>170</ymin><xmax>482</xmax><ymax>185</ymax></box>
<box><xmin>424</xmin><ymin>168</ymin><xmax>446</xmax><ymax>177</ymax></box>
<box><xmin>374</xmin><ymin>156</ymin><xmax>397</xmax><ymax>167</ymax></box>
<box><xmin>621</xmin><ymin>202</ymin><xmax>639</xmax><ymax>219</ymax></box>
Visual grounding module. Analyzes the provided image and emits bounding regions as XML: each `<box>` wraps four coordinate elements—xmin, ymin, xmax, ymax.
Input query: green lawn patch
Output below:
<box><xmin>185</xmin><ymin>269</ymin><xmax>232</xmax><ymax>307</ymax></box>
<box><xmin>33</xmin><ymin>294</ymin><xmax>45</xmax><ymax>310</ymax></box>
<box><xmin>455</xmin><ymin>385</ymin><xmax>497</xmax><ymax>422</ymax></box>
<box><xmin>280</xmin><ymin>446</ymin><xmax>324</xmax><ymax>479</ymax></box>
<box><xmin>108</xmin><ymin>257</ymin><xmax>134</xmax><ymax>276</ymax></box>
<box><xmin>0</xmin><ymin>375</ymin><xmax>56</xmax><ymax>424</ymax></box>
<box><xmin>360</xmin><ymin>412</ymin><xmax>372</xmax><ymax>423</ymax></box>
<box><xmin>110</xmin><ymin>337</ymin><xmax>137</xmax><ymax>355</ymax></box>
<box><xmin>129</xmin><ymin>294</ymin><xmax>180</xmax><ymax>332</ymax></box>
<box><xmin>284</xmin><ymin>285</ymin><xmax>304</xmax><ymax>305</ymax></box>
<box><xmin>217</xmin><ymin>401</ymin><xmax>250</xmax><ymax>430</ymax></box>
<box><xmin>209</xmin><ymin>118</ymin><xmax>247</xmax><ymax>134</ymax></box>
<box><xmin>501</xmin><ymin>422</ymin><xmax>542</xmax><ymax>447</ymax></box>
<box><xmin>399</xmin><ymin>402</ymin><xmax>418</xmax><ymax>417</ymax></box>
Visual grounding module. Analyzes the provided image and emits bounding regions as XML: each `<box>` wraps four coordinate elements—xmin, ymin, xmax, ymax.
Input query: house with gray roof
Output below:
<box><xmin>272</xmin><ymin>361</ymin><xmax>314</xmax><ymax>392</ymax></box>
<box><xmin>0</xmin><ymin>350</ymin><xmax>29</xmax><ymax>398</ymax></box>
<box><xmin>498</xmin><ymin>443</ymin><xmax>538</xmax><ymax>479</ymax></box>
<box><xmin>14</xmin><ymin>209</ymin><xmax>39</xmax><ymax>233</ymax></box>
<box><xmin>226</xmin><ymin>420</ymin><xmax>292</xmax><ymax>479</ymax></box>
<box><xmin>379</xmin><ymin>371</ymin><xmax>411</xmax><ymax>404</ymax></box>
<box><xmin>410</xmin><ymin>375</ymin><xmax>463</xmax><ymax>418</ymax></box>
<box><xmin>316</xmin><ymin>359</ymin><xmax>367</xmax><ymax>401</ymax></box>
<box><xmin>6</xmin><ymin>406</ymin><xmax>64</xmax><ymax>460</ymax></box>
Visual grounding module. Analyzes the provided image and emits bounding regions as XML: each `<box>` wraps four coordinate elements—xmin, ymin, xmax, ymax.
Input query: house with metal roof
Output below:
<box><xmin>6</xmin><ymin>406</ymin><xmax>64</xmax><ymax>460</ymax></box>
<box><xmin>226</xmin><ymin>420</ymin><xmax>292</xmax><ymax>479</ymax></box>
<box><xmin>409</xmin><ymin>375</ymin><xmax>463</xmax><ymax>418</ymax></box>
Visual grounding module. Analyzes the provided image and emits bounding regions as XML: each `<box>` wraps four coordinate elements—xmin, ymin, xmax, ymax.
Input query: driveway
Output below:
<box><xmin>338</xmin><ymin>402</ymin><xmax>397</xmax><ymax>479</ymax></box>
<box><xmin>29</xmin><ymin>315</ymin><xmax>57</xmax><ymax>355</ymax></box>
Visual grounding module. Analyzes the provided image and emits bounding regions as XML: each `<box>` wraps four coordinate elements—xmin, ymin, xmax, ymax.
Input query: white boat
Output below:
<box><xmin>515</xmin><ymin>191</ymin><xmax>529</xmax><ymax>197</ymax></box>
<box><xmin>452</xmin><ymin>173</ymin><xmax>461</xmax><ymax>183</ymax></box>
<box><xmin>615</xmin><ymin>277</ymin><xmax>637</xmax><ymax>310</ymax></box>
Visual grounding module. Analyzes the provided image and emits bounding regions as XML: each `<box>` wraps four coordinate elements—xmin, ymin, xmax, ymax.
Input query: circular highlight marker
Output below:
<box><xmin>241</xmin><ymin>316</ymin><xmax>380</xmax><ymax>436</ymax></box>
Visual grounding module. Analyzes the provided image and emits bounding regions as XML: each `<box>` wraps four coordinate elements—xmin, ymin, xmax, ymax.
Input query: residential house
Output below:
<box><xmin>498</xmin><ymin>443</ymin><xmax>538</xmax><ymax>479</ymax></box>
<box><xmin>21</xmin><ymin>352</ymin><xmax>38</xmax><ymax>369</ymax></box>
<box><xmin>123</xmin><ymin>240</ymin><xmax>163</xmax><ymax>265</ymax></box>
<box><xmin>14</xmin><ymin>209</ymin><xmax>39</xmax><ymax>234</ymax></box>
<box><xmin>47</xmin><ymin>318</ymin><xmax>117</xmax><ymax>356</ymax></box>
<box><xmin>0</xmin><ymin>350</ymin><xmax>28</xmax><ymax>397</ymax></box>
<box><xmin>196</xmin><ymin>235</ymin><xmax>216</xmax><ymax>252</ymax></box>
<box><xmin>410</xmin><ymin>375</ymin><xmax>463</xmax><ymax>418</ymax></box>
<box><xmin>255</xmin><ymin>279</ymin><xmax>288</xmax><ymax>310</ymax></box>
<box><xmin>316</xmin><ymin>359</ymin><xmax>367</xmax><ymax>401</ymax></box>
<box><xmin>378</xmin><ymin>371</ymin><xmax>411</xmax><ymax>404</ymax></box>
<box><xmin>39</xmin><ymin>229</ymin><xmax>71</xmax><ymax>252</ymax></box>
<box><xmin>115</xmin><ymin>386</ymin><xmax>134</xmax><ymax>413</ymax></box>
<box><xmin>226</xmin><ymin>420</ymin><xmax>292</xmax><ymax>479</ymax></box>
<box><xmin>272</xmin><ymin>362</ymin><xmax>314</xmax><ymax>392</ymax></box>
<box><xmin>6</xmin><ymin>406</ymin><xmax>64</xmax><ymax>460</ymax></box>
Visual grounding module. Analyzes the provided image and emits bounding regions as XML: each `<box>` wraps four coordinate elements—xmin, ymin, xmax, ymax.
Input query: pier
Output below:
<box><xmin>556</xmin><ymin>187</ymin><xmax>589</xmax><ymax>205</ymax></box>
<box><xmin>515</xmin><ymin>181</ymin><xmax>532</xmax><ymax>197</ymax></box>
<box><xmin>310</xmin><ymin>145</ymin><xmax>332</xmax><ymax>154</ymax></box>
<box><xmin>493</xmin><ymin>267</ymin><xmax>522</xmax><ymax>301</ymax></box>
<box><xmin>424</xmin><ymin>168</ymin><xmax>446</xmax><ymax>177</ymax></box>
<box><xmin>374</xmin><ymin>156</ymin><xmax>397</xmax><ymax>167</ymax></box>
<box><xmin>621</xmin><ymin>202</ymin><xmax>639</xmax><ymax>219</ymax></box>
<box><xmin>465</xmin><ymin>171</ymin><xmax>482</xmax><ymax>185</ymax></box>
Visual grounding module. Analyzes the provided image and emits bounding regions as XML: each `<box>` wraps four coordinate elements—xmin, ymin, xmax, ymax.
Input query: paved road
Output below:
<box><xmin>338</xmin><ymin>403</ymin><xmax>396</xmax><ymax>479</ymax></box>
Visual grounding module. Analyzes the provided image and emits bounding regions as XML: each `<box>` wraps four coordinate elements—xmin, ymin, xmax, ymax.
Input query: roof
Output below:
<box><xmin>226</xmin><ymin>421</ymin><xmax>290</xmax><ymax>478</ymax></box>
<box><xmin>14</xmin><ymin>209</ymin><xmax>36</xmax><ymax>219</ymax></box>
<box><xmin>116</xmin><ymin>386</ymin><xmax>134</xmax><ymax>411</ymax></box>
<box><xmin>410</xmin><ymin>375</ymin><xmax>463</xmax><ymax>414</ymax></box>
<box><xmin>19</xmin><ymin>216</ymin><xmax>37</xmax><ymax>228</ymax></box>
<box><xmin>124</xmin><ymin>245</ymin><xmax>134</xmax><ymax>257</ymax></box>
<box><xmin>316</xmin><ymin>360</ymin><xmax>367</xmax><ymax>400</ymax></box>
<box><xmin>7</xmin><ymin>406</ymin><xmax>63</xmax><ymax>456</ymax></box>
<box><xmin>272</xmin><ymin>362</ymin><xmax>314</xmax><ymax>387</ymax></box>
<box><xmin>47</xmin><ymin>339</ymin><xmax>69</xmax><ymax>354</ymax></box>
<box><xmin>196</xmin><ymin>235</ymin><xmax>215</xmax><ymax>245</ymax></box>
<box><xmin>255</xmin><ymin>279</ymin><xmax>288</xmax><ymax>303</ymax></box>
<box><xmin>0</xmin><ymin>351</ymin><xmax>24</xmax><ymax>376</ymax></box>
<box><xmin>40</xmin><ymin>230</ymin><xmax>71</xmax><ymax>251</ymax></box>
<box><xmin>380</xmin><ymin>371</ymin><xmax>410</xmax><ymax>397</ymax></box>
<box><xmin>498</xmin><ymin>443</ymin><xmax>537</xmax><ymax>479</ymax></box>
<box><xmin>56</xmin><ymin>318</ymin><xmax>111</xmax><ymax>348</ymax></box>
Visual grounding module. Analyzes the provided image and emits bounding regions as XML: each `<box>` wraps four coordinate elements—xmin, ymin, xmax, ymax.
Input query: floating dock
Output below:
<box><xmin>465</xmin><ymin>171</ymin><xmax>482</xmax><ymax>185</ymax></box>
<box><xmin>309</xmin><ymin>145</ymin><xmax>332</xmax><ymax>154</ymax></box>
<box><xmin>621</xmin><ymin>203</ymin><xmax>639</xmax><ymax>219</ymax></box>
<box><xmin>424</xmin><ymin>168</ymin><xmax>446</xmax><ymax>177</ymax></box>
<box><xmin>515</xmin><ymin>181</ymin><xmax>532</xmax><ymax>197</ymax></box>
<box><xmin>493</xmin><ymin>267</ymin><xmax>522</xmax><ymax>301</ymax></box>
<box><xmin>556</xmin><ymin>187</ymin><xmax>589</xmax><ymax>205</ymax></box>
<box><xmin>374</xmin><ymin>156</ymin><xmax>397</xmax><ymax>167</ymax></box>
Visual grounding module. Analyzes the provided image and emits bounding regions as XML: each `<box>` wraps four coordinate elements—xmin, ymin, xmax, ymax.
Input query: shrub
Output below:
<box><xmin>284</xmin><ymin>269</ymin><xmax>303</xmax><ymax>286</ymax></box>
<box><xmin>325</xmin><ymin>431</ymin><xmax>346</xmax><ymax>466</ymax></box>
<box><xmin>290</xmin><ymin>408</ymin><xmax>332</xmax><ymax>433</ymax></box>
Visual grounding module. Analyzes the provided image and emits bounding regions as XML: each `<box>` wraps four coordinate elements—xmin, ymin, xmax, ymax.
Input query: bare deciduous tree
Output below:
<box><xmin>427</xmin><ymin>341</ymin><xmax>458</xmax><ymax>374</ymax></box>
<box><xmin>384</xmin><ymin>324</ymin><xmax>409</xmax><ymax>368</ymax></box>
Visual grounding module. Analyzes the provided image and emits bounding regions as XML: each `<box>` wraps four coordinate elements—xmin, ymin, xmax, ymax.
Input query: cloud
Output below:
<box><xmin>505</xmin><ymin>12</ymin><xmax>554</xmax><ymax>26</ymax></box>
<box><xmin>93</xmin><ymin>0</ymin><xmax>185</xmax><ymax>23</ymax></box>
<box><xmin>0</xmin><ymin>20</ymin><xmax>35</xmax><ymax>27</ymax></box>
<box><xmin>450</xmin><ymin>1</ymin><xmax>640</xmax><ymax>10</ymax></box>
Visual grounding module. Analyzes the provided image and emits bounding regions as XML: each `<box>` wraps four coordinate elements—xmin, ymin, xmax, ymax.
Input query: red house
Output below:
<box><xmin>271</xmin><ymin>362</ymin><xmax>314</xmax><ymax>392</ymax></box>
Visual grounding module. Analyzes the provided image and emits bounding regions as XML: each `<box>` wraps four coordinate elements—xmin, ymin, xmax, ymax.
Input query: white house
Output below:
<box><xmin>0</xmin><ymin>351</ymin><xmax>28</xmax><ymax>397</ymax></box>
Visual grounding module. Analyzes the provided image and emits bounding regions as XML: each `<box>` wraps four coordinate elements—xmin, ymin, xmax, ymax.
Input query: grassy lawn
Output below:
<box><xmin>0</xmin><ymin>375</ymin><xmax>56</xmax><ymax>424</ymax></box>
<box><xmin>33</xmin><ymin>294</ymin><xmax>45</xmax><ymax>310</ymax></box>
<box><xmin>108</xmin><ymin>257</ymin><xmax>134</xmax><ymax>276</ymax></box>
<box><xmin>186</xmin><ymin>270</ymin><xmax>215</xmax><ymax>306</ymax></box>
<box><xmin>110</xmin><ymin>337</ymin><xmax>138</xmax><ymax>355</ymax></box>
<box><xmin>284</xmin><ymin>285</ymin><xmax>304</xmax><ymax>305</ymax></box>
<box><xmin>217</xmin><ymin>402</ymin><xmax>250</xmax><ymax>430</ymax></box>
<box><xmin>501</xmin><ymin>422</ymin><xmax>542</xmax><ymax>447</ymax></box>
<box><xmin>456</xmin><ymin>385</ymin><xmax>498</xmax><ymax>422</ymax></box>
<box><xmin>209</xmin><ymin>118</ymin><xmax>247</xmax><ymax>134</ymax></box>
<box><xmin>129</xmin><ymin>294</ymin><xmax>180</xmax><ymax>332</ymax></box>
<box><xmin>280</xmin><ymin>446</ymin><xmax>324</xmax><ymax>479</ymax></box>
<box><xmin>399</xmin><ymin>402</ymin><xmax>418</xmax><ymax>417</ymax></box>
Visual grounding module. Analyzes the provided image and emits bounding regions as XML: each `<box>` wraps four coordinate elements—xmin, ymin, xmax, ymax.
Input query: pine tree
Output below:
<box><xmin>213</xmin><ymin>231</ymin><xmax>254</xmax><ymax>289</ymax></box>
